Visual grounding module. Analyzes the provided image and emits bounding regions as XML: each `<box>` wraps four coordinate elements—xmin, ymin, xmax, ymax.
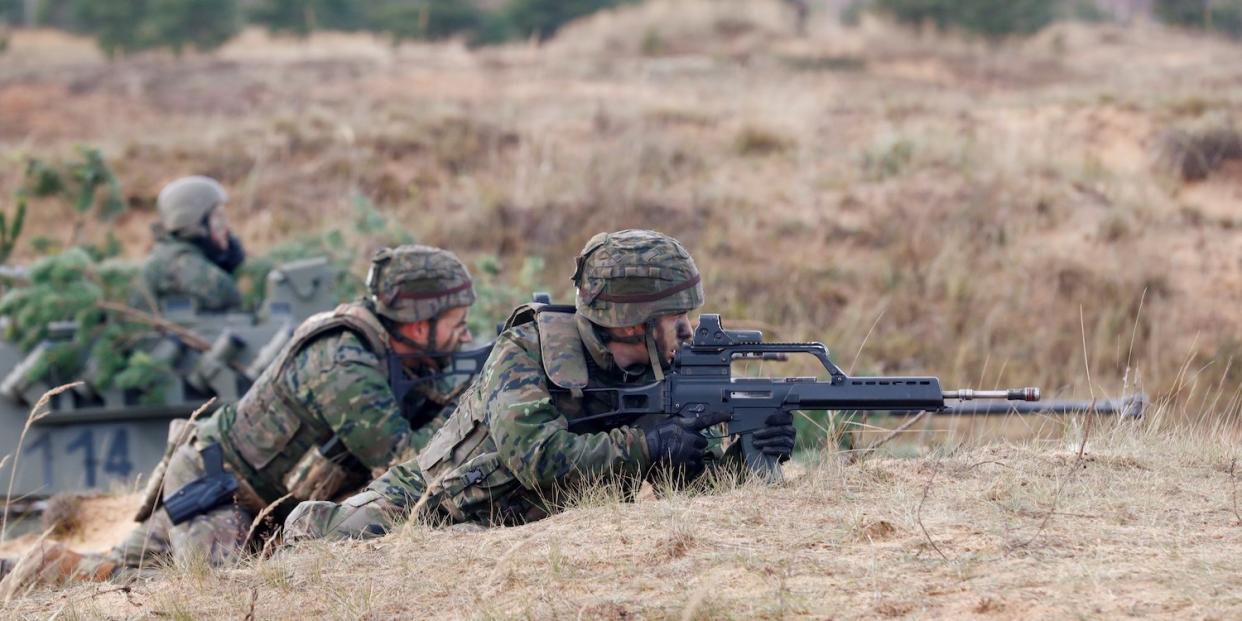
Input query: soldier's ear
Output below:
<box><xmin>396</xmin><ymin>320</ymin><xmax>431</xmax><ymax>344</ymax></box>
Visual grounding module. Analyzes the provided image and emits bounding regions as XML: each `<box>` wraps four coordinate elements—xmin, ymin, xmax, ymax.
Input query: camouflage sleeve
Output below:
<box><xmin>287</xmin><ymin>331</ymin><xmax>412</xmax><ymax>470</ymax></box>
<box><xmin>166</xmin><ymin>251</ymin><xmax>242</xmax><ymax>312</ymax></box>
<box><xmin>484</xmin><ymin>334</ymin><xmax>649</xmax><ymax>490</ymax></box>
<box><xmin>283</xmin><ymin>459</ymin><xmax>429</xmax><ymax>542</ymax></box>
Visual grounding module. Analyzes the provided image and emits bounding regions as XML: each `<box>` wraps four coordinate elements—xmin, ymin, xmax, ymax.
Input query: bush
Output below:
<box><xmin>1155</xmin><ymin>0</ymin><xmax>1242</xmax><ymax>39</ymax></box>
<box><xmin>500</xmin><ymin>0</ymin><xmax>636</xmax><ymax>42</ymax></box>
<box><xmin>70</xmin><ymin>0</ymin><xmax>240</xmax><ymax>57</ymax></box>
<box><xmin>363</xmin><ymin>0</ymin><xmax>488</xmax><ymax>43</ymax></box>
<box><xmin>872</xmin><ymin>0</ymin><xmax>1060</xmax><ymax>38</ymax></box>
<box><xmin>248</xmin><ymin>0</ymin><xmax>366</xmax><ymax>36</ymax></box>
<box><xmin>1159</xmin><ymin>123</ymin><xmax>1242</xmax><ymax>181</ymax></box>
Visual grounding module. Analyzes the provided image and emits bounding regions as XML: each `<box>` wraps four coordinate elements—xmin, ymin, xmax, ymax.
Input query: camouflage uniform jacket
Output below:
<box><xmin>197</xmin><ymin>302</ymin><xmax>451</xmax><ymax>505</ymax></box>
<box><xmin>365</xmin><ymin>308</ymin><xmax>654</xmax><ymax>525</ymax></box>
<box><xmin>140</xmin><ymin>235</ymin><xmax>242</xmax><ymax>312</ymax></box>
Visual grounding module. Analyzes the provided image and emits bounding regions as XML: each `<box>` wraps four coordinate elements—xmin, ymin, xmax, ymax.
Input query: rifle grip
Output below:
<box><xmin>741</xmin><ymin>434</ymin><xmax>784</xmax><ymax>484</ymax></box>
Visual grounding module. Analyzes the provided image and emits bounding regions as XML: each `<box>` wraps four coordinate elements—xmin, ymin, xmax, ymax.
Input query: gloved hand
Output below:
<box><xmin>642</xmin><ymin>410</ymin><xmax>731</xmax><ymax>469</ymax></box>
<box><xmin>751</xmin><ymin>410</ymin><xmax>796</xmax><ymax>462</ymax></box>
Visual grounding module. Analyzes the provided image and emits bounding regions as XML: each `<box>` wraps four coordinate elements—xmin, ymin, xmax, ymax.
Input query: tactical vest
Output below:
<box><xmin>222</xmin><ymin>303</ymin><xmax>392</xmax><ymax>497</ymax></box>
<box><xmin>413</xmin><ymin>305</ymin><xmax>594</xmax><ymax>523</ymax></box>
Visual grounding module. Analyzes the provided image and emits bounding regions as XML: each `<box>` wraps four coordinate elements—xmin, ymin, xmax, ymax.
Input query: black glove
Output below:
<box><xmin>642</xmin><ymin>410</ymin><xmax>731</xmax><ymax>469</ymax></box>
<box><xmin>751</xmin><ymin>410</ymin><xmax>796</xmax><ymax>462</ymax></box>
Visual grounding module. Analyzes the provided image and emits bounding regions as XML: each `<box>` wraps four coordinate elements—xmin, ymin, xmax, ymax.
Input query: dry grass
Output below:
<box><xmin>3</xmin><ymin>415</ymin><xmax>1239</xmax><ymax>619</ymax></box>
<box><xmin>2</xmin><ymin>8</ymin><xmax>1239</xmax><ymax>409</ymax></box>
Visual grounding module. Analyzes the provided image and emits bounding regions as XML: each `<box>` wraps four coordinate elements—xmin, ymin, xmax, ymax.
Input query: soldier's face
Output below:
<box><xmin>207</xmin><ymin>207</ymin><xmax>231</xmax><ymax>250</ymax></box>
<box><xmin>431</xmin><ymin>306</ymin><xmax>473</xmax><ymax>356</ymax></box>
<box><xmin>650</xmin><ymin>312</ymin><xmax>693</xmax><ymax>365</ymax></box>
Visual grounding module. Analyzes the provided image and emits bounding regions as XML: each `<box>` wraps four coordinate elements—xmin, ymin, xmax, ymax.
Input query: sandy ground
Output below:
<box><xmin>0</xmin><ymin>494</ymin><xmax>141</xmax><ymax>558</ymax></box>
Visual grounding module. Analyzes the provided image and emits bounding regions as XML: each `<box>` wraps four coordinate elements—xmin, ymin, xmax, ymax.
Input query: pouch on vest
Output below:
<box><xmin>432</xmin><ymin>452</ymin><xmax>523</xmax><ymax>523</ymax></box>
<box><xmin>164</xmin><ymin>444</ymin><xmax>239</xmax><ymax>526</ymax></box>
<box><xmin>282</xmin><ymin>441</ymin><xmax>351</xmax><ymax>502</ymax></box>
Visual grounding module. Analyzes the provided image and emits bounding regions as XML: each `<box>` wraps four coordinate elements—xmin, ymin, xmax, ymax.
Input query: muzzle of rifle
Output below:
<box><xmin>943</xmin><ymin>388</ymin><xmax>1041</xmax><ymax>401</ymax></box>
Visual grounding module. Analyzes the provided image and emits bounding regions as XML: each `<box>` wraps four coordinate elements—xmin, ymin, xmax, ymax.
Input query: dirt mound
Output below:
<box><xmin>0</xmin><ymin>494</ymin><xmax>140</xmax><ymax>559</ymax></box>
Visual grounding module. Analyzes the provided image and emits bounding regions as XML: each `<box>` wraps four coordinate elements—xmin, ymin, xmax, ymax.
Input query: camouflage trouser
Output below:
<box><xmin>92</xmin><ymin>440</ymin><xmax>252</xmax><ymax>575</ymax></box>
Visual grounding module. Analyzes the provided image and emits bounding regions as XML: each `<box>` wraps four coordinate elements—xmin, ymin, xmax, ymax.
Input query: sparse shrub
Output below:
<box><xmin>1159</xmin><ymin>123</ymin><xmax>1242</xmax><ymax>181</ymax></box>
<box><xmin>734</xmin><ymin>126</ymin><xmax>793</xmax><ymax>157</ymax></box>
<box><xmin>20</xmin><ymin>147</ymin><xmax>125</xmax><ymax>253</ymax></box>
<box><xmin>469</xmin><ymin>254</ymin><xmax>548</xmax><ymax>336</ymax></box>
<box><xmin>871</xmin><ymin>0</ymin><xmax>1060</xmax><ymax>38</ymax></box>
<box><xmin>41</xmin><ymin>494</ymin><xmax>84</xmax><ymax>537</ymax></box>
<box><xmin>862</xmin><ymin>139</ymin><xmax>915</xmax><ymax>180</ymax></box>
<box><xmin>1155</xmin><ymin>0</ymin><xmax>1242</xmax><ymax>40</ymax></box>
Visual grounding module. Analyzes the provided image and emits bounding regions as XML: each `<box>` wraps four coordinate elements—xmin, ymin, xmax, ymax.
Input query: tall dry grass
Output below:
<box><xmin>3</xmin><ymin>408</ymin><xmax>1239</xmax><ymax>618</ymax></box>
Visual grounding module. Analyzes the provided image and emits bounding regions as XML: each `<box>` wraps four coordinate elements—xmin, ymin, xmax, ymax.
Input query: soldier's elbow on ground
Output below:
<box><xmin>283</xmin><ymin>493</ymin><xmax>397</xmax><ymax>543</ymax></box>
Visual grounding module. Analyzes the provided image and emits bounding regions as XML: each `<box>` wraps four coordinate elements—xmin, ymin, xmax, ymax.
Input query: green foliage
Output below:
<box><xmin>237</xmin><ymin>193</ymin><xmax>410</xmax><ymax>310</ymax></box>
<box><xmin>499</xmin><ymin>0</ymin><xmax>635</xmax><ymax>41</ymax></box>
<box><xmin>364</xmin><ymin>0</ymin><xmax>487</xmax><ymax>43</ymax></box>
<box><xmin>1155</xmin><ymin>0</ymin><xmax>1242</xmax><ymax>39</ymax></box>
<box><xmin>871</xmin><ymin>0</ymin><xmax>1059</xmax><ymax>37</ymax></box>
<box><xmin>468</xmin><ymin>254</ymin><xmax>548</xmax><ymax>337</ymax></box>
<box><xmin>70</xmin><ymin>0</ymin><xmax>240</xmax><ymax>57</ymax></box>
<box><xmin>0</xmin><ymin>197</ymin><xmax>26</xmax><ymax>266</ymax></box>
<box><xmin>22</xmin><ymin>147</ymin><xmax>124</xmax><ymax>220</ymax></box>
<box><xmin>20</xmin><ymin>147</ymin><xmax>126</xmax><ymax>256</ymax></box>
<box><xmin>112</xmin><ymin>351</ymin><xmax>170</xmax><ymax>404</ymax></box>
<box><xmin>0</xmin><ymin>246</ymin><xmax>169</xmax><ymax>394</ymax></box>
<box><xmin>247</xmin><ymin>0</ymin><xmax>365</xmax><ymax>36</ymax></box>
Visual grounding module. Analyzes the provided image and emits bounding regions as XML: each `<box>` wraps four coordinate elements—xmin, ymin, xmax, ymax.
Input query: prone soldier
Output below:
<box><xmin>283</xmin><ymin>229</ymin><xmax>796</xmax><ymax>540</ymax></box>
<box><xmin>1</xmin><ymin>245</ymin><xmax>478</xmax><ymax>594</ymax></box>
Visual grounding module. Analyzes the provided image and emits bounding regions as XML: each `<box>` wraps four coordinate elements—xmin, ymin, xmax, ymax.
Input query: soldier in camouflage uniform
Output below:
<box><xmin>137</xmin><ymin>176</ymin><xmax>246</xmax><ymax>312</ymax></box>
<box><xmin>0</xmin><ymin>245</ymin><xmax>478</xmax><ymax>594</ymax></box>
<box><xmin>283</xmin><ymin>229</ymin><xmax>796</xmax><ymax>540</ymax></box>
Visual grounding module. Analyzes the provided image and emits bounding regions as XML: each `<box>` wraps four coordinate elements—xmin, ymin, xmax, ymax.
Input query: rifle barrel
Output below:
<box><xmin>943</xmin><ymin>388</ymin><xmax>1040</xmax><ymax>401</ymax></box>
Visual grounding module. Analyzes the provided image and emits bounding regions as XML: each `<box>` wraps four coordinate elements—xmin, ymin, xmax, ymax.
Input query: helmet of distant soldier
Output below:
<box><xmin>156</xmin><ymin>176</ymin><xmax>228</xmax><ymax>239</ymax></box>
<box><xmin>572</xmin><ymin>229</ymin><xmax>704</xmax><ymax>328</ymax></box>
<box><xmin>367</xmin><ymin>245</ymin><xmax>476</xmax><ymax>323</ymax></box>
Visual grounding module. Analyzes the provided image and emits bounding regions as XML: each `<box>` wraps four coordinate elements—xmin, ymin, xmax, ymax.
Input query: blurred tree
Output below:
<box><xmin>499</xmin><ymin>0</ymin><xmax>635</xmax><ymax>41</ymax></box>
<box><xmin>69</xmin><ymin>0</ymin><xmax>239</xmax><ymax>57</ymax></box>
<box><xmin>1155</xmin><ymin>0</ymin><xmax>1242</xmax><ymax>39</ymax></box>
<box><xmin>872</xmin><ymin>0</ymin><xmax>1060</xmax><ymax>38</ymax></box>
<box><xmin>248</xmin><ymin>0</ymin><xmax>365</xmax><ymax>36</ymax></box>
<box><xmin>143</xmin><ymin>0</ymin><xmax>241</xmax><ymax>54</ymax></box>
<box><xmin>362</xmin><ymin>0</ymin><xmax>487</xmax><ymax>43</ymax></box>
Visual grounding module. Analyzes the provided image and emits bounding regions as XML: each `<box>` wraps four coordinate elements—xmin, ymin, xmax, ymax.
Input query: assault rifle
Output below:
<box><xmin>567</xmin><ymin>314</ymin><xmax>1041</xmax><ymax>480</ymax></box>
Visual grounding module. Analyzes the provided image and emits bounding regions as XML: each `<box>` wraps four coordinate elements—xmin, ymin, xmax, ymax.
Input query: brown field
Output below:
<box><xmin>1</xmin><ymin>1</ymin><xmax>1241</xmax><ymax>617</ymax></box>
<box><xmin>1</xmin><ymin>2</ymin><xmax>1240</xmax><ymax>408</ymax></box>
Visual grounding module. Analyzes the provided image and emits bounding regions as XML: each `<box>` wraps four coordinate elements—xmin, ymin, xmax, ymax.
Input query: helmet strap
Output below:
<box><xmin>645</xmin><ymin>331</ymin><xmax>665</xmax><ymax>382</ymax></box>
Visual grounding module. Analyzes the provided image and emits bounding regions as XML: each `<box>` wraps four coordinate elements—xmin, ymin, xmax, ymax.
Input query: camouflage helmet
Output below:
<box><xmin>572</xmin><ymin>229</ymin><xmax>704</xmax><ymax>328</ymax></box>
<box><xmin>366</xmin><ymin>245</ymin><xmax>476</xmax><ymax>323</ymax></box>
<box><xmin>157</xmin><ymin>176</ymin><xmax>227</xmax><ymax>238</ymax></box>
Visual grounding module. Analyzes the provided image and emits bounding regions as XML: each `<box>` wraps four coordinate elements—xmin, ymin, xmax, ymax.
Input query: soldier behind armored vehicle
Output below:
<box><xmin>0</xmin><ymin>245</ymin><xmax>479</xmax><ymax>593</ymax></box>
<box><xmin>282</xmin><ymin>229</ymin><xmax>797</xmax><ymax>540</ymax></box>
<box><xmin>137</xmin><ymin>175</ymin><xmax>247</xmax><ymax>313</ymax></box>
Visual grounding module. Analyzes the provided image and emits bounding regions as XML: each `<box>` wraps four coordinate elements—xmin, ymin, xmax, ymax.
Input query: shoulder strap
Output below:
<box><xmin>534</xmin><ymin>311</ymin><xmax>589</xmax><ymax>396</ymax></box>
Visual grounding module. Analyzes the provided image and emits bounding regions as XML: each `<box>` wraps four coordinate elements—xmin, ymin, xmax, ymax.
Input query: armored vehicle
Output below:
<box><xmin>0</xmin><ymin>257</ymin><xmax>343</xmax><ymax>502</ymax></box>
